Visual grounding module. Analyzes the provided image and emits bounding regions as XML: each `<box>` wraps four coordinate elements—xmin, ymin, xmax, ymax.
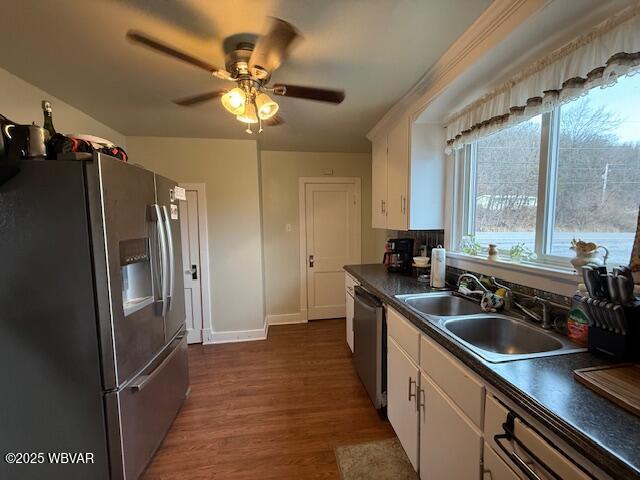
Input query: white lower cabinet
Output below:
<box><xmin>385</xmin><ymin>308</ymin><xmax>592</xmax><ymax>480</ymax></box>
<box><xmin>345</xmin><ymin>289</ymin><xmax>354</xmax><ymax>352</ymax></box>
<box><xmin>483</xmin><ymin>443</ymin><xmax>520</xmax><ymax>480</ymax></box>
<box><xmin>344</xmin><ymin>273</ymin><xmax>358</xmax><ymax>352</ymax></box>
<box><xmin>387</xmin><ymin>336</ymin><xmax>419</xmax><ymax>469</ymax></box>
<box><xmin>420</xmin><ymin>373</ymin><xmax>483</xmax><ymax>480</ymax></box>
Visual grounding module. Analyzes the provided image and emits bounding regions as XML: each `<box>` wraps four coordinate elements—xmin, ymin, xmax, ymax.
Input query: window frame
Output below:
<box><xmin>456</xmin><ymin>101</ymin><xmax>631</xmax><ymax>269</ymax></box>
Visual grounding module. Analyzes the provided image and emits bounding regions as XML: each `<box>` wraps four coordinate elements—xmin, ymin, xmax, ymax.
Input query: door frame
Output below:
<box><xmin>179</xmin><ymin>183</ymin><xmax>213</xmax><ymax>343</ymax></box>
<box><xmin>298</xmin><ymin>177</ymin><xmax>362</xmax><ymax>322</ymax></box>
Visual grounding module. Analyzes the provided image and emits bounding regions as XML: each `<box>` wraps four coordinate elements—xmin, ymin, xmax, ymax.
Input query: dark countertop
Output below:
<box><xmin>345</xmin><ymin>264</ymin><xmax>640</xmax><ymax>480</ymax></box>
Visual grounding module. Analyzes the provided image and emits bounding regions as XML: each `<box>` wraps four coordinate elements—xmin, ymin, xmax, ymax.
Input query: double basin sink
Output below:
<box><xmin>395</xmin><ymin>292</ymin><xmax>585</xmax><ymax>363</ymax></box>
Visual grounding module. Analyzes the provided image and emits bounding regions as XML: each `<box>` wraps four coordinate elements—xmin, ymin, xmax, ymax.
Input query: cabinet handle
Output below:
<box><xmin>482</xmin><ymin>469</ymin><xmax>494</xmax><ymax>480</ymax></box>
<box><xmin>408</xmin><ymin>377</ymin><xmax>416</xmax><ymax>402</ymax></box>
<box><xmin>418</xmin><ymin>387</ymin><xmax>425</xmax><ymax>413</ymax></box>
<box><xmin>309</xmin><ymin>255</ymin><xmax>314</xmax><ymax>268</ymax></box>
<box><xmin>381</xmin><ymin>199</ymin><xmax>385</xmax><ymax>214</ymax></box>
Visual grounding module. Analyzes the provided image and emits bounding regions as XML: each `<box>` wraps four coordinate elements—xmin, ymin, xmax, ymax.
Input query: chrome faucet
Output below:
<box><xmin>534</xmin><ymin>296</ymin><xmax>554</xmax><ymax>330</ymax></box>
<box><xmin>514</xmin><ymin>296</ymin><xmax>554</xmax><ymax>329</ymax></box>
<box><xmin>456</xmin><ymin>273</ymin><xmax>489</xmax><ymax>294</ymax></box>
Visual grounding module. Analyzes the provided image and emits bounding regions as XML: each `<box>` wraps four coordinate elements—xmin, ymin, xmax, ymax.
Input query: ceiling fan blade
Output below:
<box><xmin>173</xmin><ymin>90</ymin><xmax>226</xmax><ymax>106</ymax></box>
<box><xmin>127</xmin><ymin>30</ymin><xmax>226</xmax><ymax>76</ymax></box>
<box><xmin>249</xmin><ymin>17</ymin><xmax>300</xmax><ymax>76</ymax></box>
<box><xmin>272</xmin><ymin>84</ymin><xmax>345</xmax><ymax>104</ymax></box>
<box><xmin>264</xmin><ymin>114</ymin><xmax>284</xmax><ymax>127</ymax></box>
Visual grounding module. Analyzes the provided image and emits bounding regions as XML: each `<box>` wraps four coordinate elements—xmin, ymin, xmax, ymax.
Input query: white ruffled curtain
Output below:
<box><xmin>444</xmin><ymin>2</ymin><xmax>640</xmax><ymax>153</ymax></box>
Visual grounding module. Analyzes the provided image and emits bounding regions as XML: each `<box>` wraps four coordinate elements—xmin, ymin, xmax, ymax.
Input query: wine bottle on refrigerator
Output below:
<box><xmin>42</xmin><ymin>100</ymin><xmax>57</xmax><ymax>159</ymax></box>
<box><xmin>42</xmin><ymin>100</ymin><xmax>56</xmax><ymax>138</ymax></box>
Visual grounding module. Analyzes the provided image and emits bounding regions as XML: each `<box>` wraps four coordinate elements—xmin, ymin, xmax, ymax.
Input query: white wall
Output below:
<box><xmin>0</xmin><ymin>67</ymin><xmax>125</xmax><ymax>147</ymax></box>
<box><xmin>260</xmin><ymin>150</ymin><xmax>388</xmax><ymax>319</ymax></box>
<box><xmin>126</xmin><ymin>137</ymin><xmax>266</xmax><ymax>337</ymax></box>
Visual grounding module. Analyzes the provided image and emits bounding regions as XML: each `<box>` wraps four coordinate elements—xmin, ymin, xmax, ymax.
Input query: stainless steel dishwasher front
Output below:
<box><xmin>353</xmin><ymin>285</ymin><xmax>386</xmax><ymax>410</ymax></box>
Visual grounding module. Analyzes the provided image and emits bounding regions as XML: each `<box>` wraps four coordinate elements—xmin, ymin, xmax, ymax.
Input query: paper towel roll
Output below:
<box><xmin>430</xmin><ymin>245</ymin><xmax>446</xmax><ymax>288</ymax></box>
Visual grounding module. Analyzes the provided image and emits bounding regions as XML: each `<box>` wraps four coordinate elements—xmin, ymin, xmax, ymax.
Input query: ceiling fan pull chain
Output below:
<box><xmin>258</xmin><ymin>117</ymin><xmax>264</xmax><ymax>134</ymax></box>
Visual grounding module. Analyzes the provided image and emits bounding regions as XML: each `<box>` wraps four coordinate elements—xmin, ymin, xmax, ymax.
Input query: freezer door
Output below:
<box><xmin>105</xmin><ymin>334</ymin><xmax>189</xmax><ymax>480</ymax></box>
<box><xmin>0</xmin><ymin>160</ymin><xmax>109</xmax><ymax>480</ymax></box>
<box><xmin>155</xmin><ymin>174</ymin><xmax>186</xmax><ymax>342</ymax></box>
<box><xmin>87</xmin><ymin>154</ymin><xmax>166</xmax><ymax>388</ymax></box>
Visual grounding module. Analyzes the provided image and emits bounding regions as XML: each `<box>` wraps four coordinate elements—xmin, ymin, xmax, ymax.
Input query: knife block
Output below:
<box><xmin>576</xmin><ymin>294</ymin><xmax>640</xmax><ymax>361</ymax></box>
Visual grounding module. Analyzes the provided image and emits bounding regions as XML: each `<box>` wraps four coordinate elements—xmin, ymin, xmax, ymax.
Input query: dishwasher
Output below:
<box><xmin>353</xmin><ymin>286</ymin><xmax>386</xmax><ymax>410</ymax></box>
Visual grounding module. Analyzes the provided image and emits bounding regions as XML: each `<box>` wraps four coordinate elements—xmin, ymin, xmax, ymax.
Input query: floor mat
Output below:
<box><xmin>335</xmin><ymin>437</ymin><xmax>418</xmax><ymax>480</ymax></box>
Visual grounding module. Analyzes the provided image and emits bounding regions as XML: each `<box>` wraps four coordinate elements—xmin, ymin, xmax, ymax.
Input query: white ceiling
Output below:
<box><xmin>0</xmin><ymin>0</ymin><xmax>491</xmax><ymax>153</ymax></box>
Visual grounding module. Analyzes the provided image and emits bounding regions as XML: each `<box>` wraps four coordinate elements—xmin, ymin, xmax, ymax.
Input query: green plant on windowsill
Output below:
<box><xmin>509</xmin><ymin>243</ymin><xmax>537</xmax><ymax>263</ymax></box>
<box><xmin>460</xmin><ymin>236</ymin><xmax>483</xmax><ymax>257</ymax></box>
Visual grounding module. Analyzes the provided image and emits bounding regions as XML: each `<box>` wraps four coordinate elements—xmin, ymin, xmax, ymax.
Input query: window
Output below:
<box><xmin>458</xmin><ymin>74</ymin><xmax>640</xmax><ymax>267</ymax></box>
<box><xmin>474</xmin><ymin>116</ymin><xmax>541</xmax><ymax>253</ymax></box>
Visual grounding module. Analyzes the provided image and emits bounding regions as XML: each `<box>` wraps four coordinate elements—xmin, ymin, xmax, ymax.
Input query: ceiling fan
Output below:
<box><xmin>126</xmin><ymin>17</ymin><xmax>345</xmax><ymax>134</ymax></box>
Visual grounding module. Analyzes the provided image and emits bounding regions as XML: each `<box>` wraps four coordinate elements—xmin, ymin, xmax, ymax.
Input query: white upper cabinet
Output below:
<box><xmin>370</xmin><ymin>116</ymin><xmax>445</xmax><ymax>231</ymax></box>
<box><xmin>387</xmin><ymin>118</ymin><xmax>410</xmax><ymax>230</ymax></box>
<box><xmin>410</xmin><ymin>123</ymin><xmax>446</xmax><ymax>230</ymax></box>
<box><xmin>371</xmin><ymin>133</ymin><xmax>388</xmax><ymax>229</ymax></box>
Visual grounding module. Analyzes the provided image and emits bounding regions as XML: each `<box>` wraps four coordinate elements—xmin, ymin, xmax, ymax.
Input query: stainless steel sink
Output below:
<box><xmin>439</xmin><ymin>315</ymin><xmax>586</xmax><ymax>362</ymax></box>
<box><xmin>395</xmin><ymin>292</ymin><xmax>585</xmax><ymax>362</ymax></box>
<box><xmin>395</xmin><ymin>292</ymin><xmax>484</xmax><ymax>316</ymax></box>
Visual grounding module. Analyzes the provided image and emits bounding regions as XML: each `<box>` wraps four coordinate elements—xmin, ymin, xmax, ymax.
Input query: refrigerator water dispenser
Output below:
<box><xmin>120</xmin><ymin>238</ymin><xmax>154</xmax><ymax>316</ymax></box>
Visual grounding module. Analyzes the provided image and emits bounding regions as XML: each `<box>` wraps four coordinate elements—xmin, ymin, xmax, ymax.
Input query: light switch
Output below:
<box><xmin>285</xmin><ymin>223</ymin><xmax>292</xmax><ymax>232</ymax></box>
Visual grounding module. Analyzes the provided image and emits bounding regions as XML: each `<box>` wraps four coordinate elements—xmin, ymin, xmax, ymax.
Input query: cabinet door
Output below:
<box><xmin>420</xmin><ymin>373</ymin><xmax>482</xmax><ymax>480</ymax></box>
<box><xmin>371</xmin><ymin>134</ymin><xmax>388</xmax><ymax>229</ymax></box>
<box><xmin>345</xmin><ymin>291</ymin><xmax>354</xmax><ymax>352</ymax></box>
<box><xmin>387</xmin><ymin>337</ymin><xmax>419</xmax><ymax>470</ymax></box>
<box><xmin>386</xmin><ymin>118</ymin><xmax>409</xmax><ymax>231</ymax></box>
<box><xmin>483</xmin><ymin>445</ymin><xmax>520</xmax><ymax>480</ymax></box>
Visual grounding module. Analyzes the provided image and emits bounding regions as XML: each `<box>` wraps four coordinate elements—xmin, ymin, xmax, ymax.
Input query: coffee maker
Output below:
<box><xmin>383</xmin><ymin>238</ymin><xmax>415</xmax><ymax>273</ymax></box>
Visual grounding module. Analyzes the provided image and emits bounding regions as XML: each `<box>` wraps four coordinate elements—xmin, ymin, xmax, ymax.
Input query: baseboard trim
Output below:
<box><xmin>203</xmin><ymin>321</ymin><xmax>269</xmax><ymax>345</ymax></box>
<box><xmin>267</xmin><ymin>312</ymin><xmax>308</xmax><ymax>326</ymax></box>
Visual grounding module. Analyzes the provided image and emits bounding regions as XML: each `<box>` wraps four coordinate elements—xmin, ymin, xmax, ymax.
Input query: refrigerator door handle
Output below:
<box><xmin>154</xmin><ymin>204</ymin><xmax>169</xmax><ymax>317</ymax></box>
<box><xmin>161</xmin><ymin>205</ymin><xmax>175</xmax><ymax>311</ymax></box>
<box><xmin>129</xmin><ymin>335</ymin><xmax>184</xmax><ymax>393</ymax></box>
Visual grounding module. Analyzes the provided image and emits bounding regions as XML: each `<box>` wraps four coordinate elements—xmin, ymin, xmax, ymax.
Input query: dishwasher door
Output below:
<box><xmin>353</xmin><ymin>286</ymin><xmax>385</xmax><ymax>409</ymax></box>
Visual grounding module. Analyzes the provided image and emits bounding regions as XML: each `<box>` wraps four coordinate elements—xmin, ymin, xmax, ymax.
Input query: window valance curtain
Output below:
<box><xmin>444</xmin><ymin>2</ymin><xmax>640</xmax><ymax>153</ymax></box>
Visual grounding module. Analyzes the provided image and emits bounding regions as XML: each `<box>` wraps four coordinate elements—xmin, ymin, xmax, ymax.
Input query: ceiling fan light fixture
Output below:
<box><xmin>221</xmin><ymin>87</ymin><xmax>246</xmax><ymax>115</ymax></box>
<box><xmin>236</xmin><ymin>101</ymin><xmax>259</xmax><ymax>124</ymax></box>
<box><xmin>256</xmin><ymin>93</ymin><xmax>279</xmax><ymax>120</ymax></box>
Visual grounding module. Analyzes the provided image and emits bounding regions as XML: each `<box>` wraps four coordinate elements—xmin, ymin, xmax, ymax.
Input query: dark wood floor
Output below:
<box><xmin>142</xmin><ymin>319</ymin><xmax>394</xmax><ymax>479</ymax></box>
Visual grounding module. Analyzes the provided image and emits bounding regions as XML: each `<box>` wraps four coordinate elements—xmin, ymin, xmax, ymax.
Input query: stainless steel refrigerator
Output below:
<box><xmin>0</xmin><ymin>153</ymin><xmax>189</xmax><ymax>480</ymax></box>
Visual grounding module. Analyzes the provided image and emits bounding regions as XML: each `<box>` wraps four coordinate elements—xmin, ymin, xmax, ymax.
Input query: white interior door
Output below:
<box><xmin>305</xmin><ymin>182</ymin><xmax>360</xmax><ymax>320</ymax></box>
<box><xmin>179</xmin><ymin>189</ymin><xmax>204</xmax><ymax>344</ymax></box>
